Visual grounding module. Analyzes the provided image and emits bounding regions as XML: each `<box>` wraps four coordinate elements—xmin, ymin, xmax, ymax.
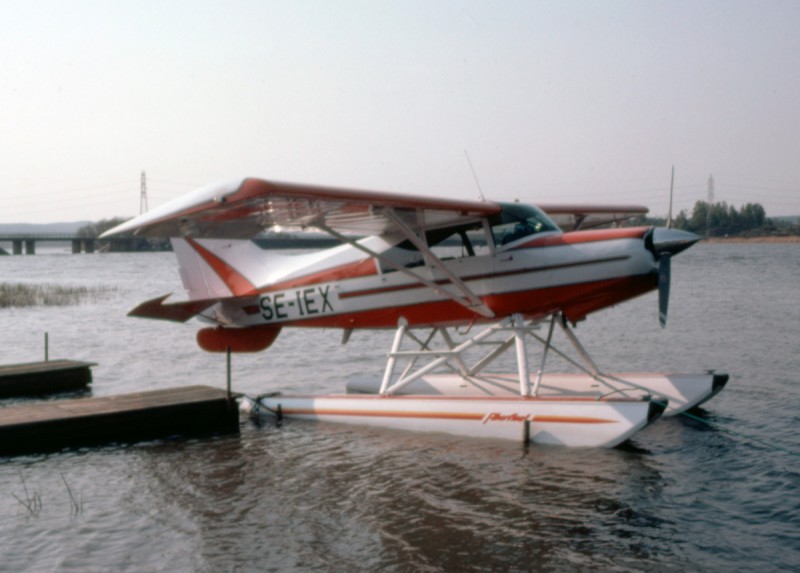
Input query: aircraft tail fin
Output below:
<box><xmin>171</xmin><ymin>237</ymin><xmax>278</xmax><ymax>300</ymax></box>
<box><xmin>130</xmin><ymin>238</ymin><xmax>285</xmax><ymax>323</ymax></box>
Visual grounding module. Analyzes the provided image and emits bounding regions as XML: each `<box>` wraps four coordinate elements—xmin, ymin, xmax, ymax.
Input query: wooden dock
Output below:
<box><xmin>0</xmin><ymin>385</ymin><xmax>239</xmax><ymax>456</ymax></box>
<box><xmin>0</xmin><ymin>360</ymin><xmax>95</xmax><ymax>398</ymax></box>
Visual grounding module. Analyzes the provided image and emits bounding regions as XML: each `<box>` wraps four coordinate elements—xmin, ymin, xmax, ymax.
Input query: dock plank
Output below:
<box><xmin>0</xmin><ymin>360</ymin><xmax>95</xmax><ymax>398</ymax></box>
<box><xmin>0</xmin><ymin>385</ymin><xmax>239</xmax><ymax>456</ymax></box>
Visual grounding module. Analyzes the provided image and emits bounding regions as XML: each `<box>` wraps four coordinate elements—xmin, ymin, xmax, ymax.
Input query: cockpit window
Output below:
<box><xmin>489</xmin><ymin>203</ymin><xmax>559</xmax><ymax>247</ymax></box>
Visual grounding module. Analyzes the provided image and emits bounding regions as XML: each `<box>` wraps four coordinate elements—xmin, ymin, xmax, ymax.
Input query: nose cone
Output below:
<box><xmin>651</xmin><ymin>227</ymin><xmax>700</xmax><ymax>256</ymax></box>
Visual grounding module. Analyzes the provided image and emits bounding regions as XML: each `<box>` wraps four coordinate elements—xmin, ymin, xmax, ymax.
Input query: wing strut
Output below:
<box><xmin>314</xmin><ymin>216</ymin><xmax>495</xmax><ymax>319</ymax></box>
<box><xmin>384</xmin><ymin>209</ymin><xmax>494</xmax><ymax>317</ymax></box>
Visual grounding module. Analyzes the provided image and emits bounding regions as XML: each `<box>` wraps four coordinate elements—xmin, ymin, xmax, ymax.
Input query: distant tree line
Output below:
<box><xmin>672</xmin><ymin>201</ymin><xmax>768</xmax><ymax>236</ymax></box>
<box><xmin>632</xmin><ymin>200</ymin><xmax>798</xmax><ymax>237</ymax></box>
<box><xmin>77</xmin><ymin>217</ymin><xmax>129</xmax><ymax>238</ymax></box>
<box><xmin>76</xmin><ymin>217</ymin><xmax>171</xmax><ymax>251</ymax></box>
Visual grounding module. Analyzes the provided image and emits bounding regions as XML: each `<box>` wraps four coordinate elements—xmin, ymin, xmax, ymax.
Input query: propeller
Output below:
<box><xmin>658</xmin><ymin>253</ymin><xmax>671</xmax><ymax>327</ymax></box>
<box><xmin>648</xmin><ymin>227</ymin><xmax>698</xmax><ymax>328</ymax></box>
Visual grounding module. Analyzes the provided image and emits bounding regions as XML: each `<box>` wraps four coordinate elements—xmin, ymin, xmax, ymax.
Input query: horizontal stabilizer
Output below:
<box><xmin>128</xmin><ymin>294</ymin><xmax>218</xmax><ymax>323</ymax></box>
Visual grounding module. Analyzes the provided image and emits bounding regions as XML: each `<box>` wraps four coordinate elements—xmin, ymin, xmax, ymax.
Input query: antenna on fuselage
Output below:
<box><xmin>464</xmin><ymin>150</ymin><xmax>486</xmax><ymax>202</ymax></box>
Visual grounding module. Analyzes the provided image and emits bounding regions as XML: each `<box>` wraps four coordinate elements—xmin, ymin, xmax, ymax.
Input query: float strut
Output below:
<box><xmin>380</xmin><ymin>319</ymin><xmax>408</xmax><ymax>394</ymax></box>
<box><xmin>513</xmin><ymin>314</ymin><xmax>531</xmax><ymax>396</ymax></box>
<box><xmin>558</xmin><ymin>316</ymin><xmax>602</xmax><ymax>376</ymax></box>
<box><xmin>532</xmin><ymin>314</ymin><xmax>557</xmax><ymax>395</ymax></box>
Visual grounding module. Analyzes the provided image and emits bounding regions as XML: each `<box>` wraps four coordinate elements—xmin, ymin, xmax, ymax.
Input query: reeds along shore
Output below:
<box><xmin>0</xmin><ymin>283</ymin><xmax>115</xmax><ymax>308</ymax></box>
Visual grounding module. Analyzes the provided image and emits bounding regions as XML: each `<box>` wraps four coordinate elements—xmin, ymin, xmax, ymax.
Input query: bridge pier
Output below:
<box><xmin>13</xmin><ymin>240</ymin><xmax>22</xmax><ymax>255</ymax></box>
<box><xmin>70</xmin><ymin>239</ymin><xmax>96</xmax><ymax>254</ymax></box>
<box><xmin>25</xmin><ymin>240</ymin><xmax>35</xmax><ymax>255</ymax></box>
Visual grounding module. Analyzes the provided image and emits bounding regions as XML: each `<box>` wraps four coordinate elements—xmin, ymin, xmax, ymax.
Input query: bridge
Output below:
<box><xmin>0</xmin><ymin>233</ymin><xmax>139</xmax><ymax>255</ymax></box>
<box><xmin>0</xmin><ymin>233</ymin><xmax>340</xmax><ymax>255</ymax></box>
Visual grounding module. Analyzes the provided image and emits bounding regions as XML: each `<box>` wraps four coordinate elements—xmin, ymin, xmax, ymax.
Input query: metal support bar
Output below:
<box><xmin>467</xmin><ymin>333</ymin><xmax>516</xmax><ymax>376</ymax></box>
<box><xmin>397</xmin><ymin>328</ymin><xmax>439</xmax><ymax>381</ymax></box>
<box><xmin>532</xmin><ymin>314</ymin><xmax>557</xmax><ymax>395</ymax></box>
<box><xmin>380</xmin><ymin>320</ymin><xmax>408</xmax><ymax>393</ymax></box>
<box><xmin>226</xmin><ymin>346</ymin><xmax>233</xmax><ymax>408</ymax></box>
<box><xmin>382</xmin><ymin>318</ymin><xmax>510</xmax><ymax>395</ymax></box>
<box><xmin>375</xmin><ymin>310</ymin><xmax>654</xmax><ymax>403</ymax></box>
<box><xmin>527</xmin><ymin>331</ymin><xmax>616</xmax><ymax>393</ymax></box>
<box><xmin>513</xmin><ymin>314</ymin><xmax>530</xmax><ymax>396</ymax></box>
<box><xmin>438</xmin><ymin>328</ymin><xmax>470</xmax><ymax>377</ymax></box>
<box><xmin>557</xmin><ymin>317</ymin><xmax>601</xmax><ymax>376</ymax></box>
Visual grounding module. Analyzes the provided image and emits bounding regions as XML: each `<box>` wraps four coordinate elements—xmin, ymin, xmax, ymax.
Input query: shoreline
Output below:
<box><xmin>702</xmin><ymin>236</ymin><xmax>800</xmax><ymax>244</ymax></box>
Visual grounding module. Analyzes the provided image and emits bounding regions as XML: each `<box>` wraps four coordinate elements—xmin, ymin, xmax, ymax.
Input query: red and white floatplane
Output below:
<box><xmin>103</xmin><ymin>178</ymin><xmax>726</xmax><ymax>447</ymax></box>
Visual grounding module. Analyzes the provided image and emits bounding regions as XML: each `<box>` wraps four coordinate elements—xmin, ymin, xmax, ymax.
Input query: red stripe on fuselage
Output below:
<box><xmin>258</xmin><ymin>258</ymin><xmax>377</xmax><ymax>293</ymax></box>
<box><xmin>271</xmin><ymin>273</ymin><xmax>657</xmax><ymax>329</ymax></box>
<box><xmin>514</xmin><ymin>227</ymin><xmax>649</xmax><ymax>249</ymax></box>
<box><xmin>339</xmin><ymin>255</ymin><xmax>630</xmax><ymax>300</ymax></box>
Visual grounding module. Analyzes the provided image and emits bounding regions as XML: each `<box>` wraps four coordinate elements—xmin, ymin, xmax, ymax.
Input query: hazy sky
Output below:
<box><xmin>1</xmin><ymin>0</ymin><xmax>798</xmax><ymax>223</ymax></box>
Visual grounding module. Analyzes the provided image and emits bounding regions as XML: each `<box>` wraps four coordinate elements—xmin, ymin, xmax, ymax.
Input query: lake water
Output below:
<box><xmin>0</xmin><ymin>243</ymin><xmax>798</xmax><ymax>572</ymax></box>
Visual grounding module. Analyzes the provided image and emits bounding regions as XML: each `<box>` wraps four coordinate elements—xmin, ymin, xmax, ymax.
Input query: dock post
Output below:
<box><xmin>226</xmin><ymin>346</ymin><xmax>232</xmax><ymax>407</ymax></box>
<box><xmin>44</xmin><ymin>332</ymin><xmax>49</xmax><ymax>362</ymax></box>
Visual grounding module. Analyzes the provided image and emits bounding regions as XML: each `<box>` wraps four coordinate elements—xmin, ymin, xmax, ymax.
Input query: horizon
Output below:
<box><xmin>2</xmin><ymin>1</ymin><xmax>799</xmax><ymax>223</ymax></box>
<box><xmin>2</xmin><ymin>199</ymin><xmax>797</xmax><ymax>231</ymax></box>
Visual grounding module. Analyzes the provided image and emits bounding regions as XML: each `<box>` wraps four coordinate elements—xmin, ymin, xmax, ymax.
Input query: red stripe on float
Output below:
<box><xmin>279</xmin><ymin>408</ymin><xmax>615</xmax><ymax>424</ymax></box>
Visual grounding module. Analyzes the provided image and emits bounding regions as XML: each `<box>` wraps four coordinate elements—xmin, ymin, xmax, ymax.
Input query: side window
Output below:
<box><xmin>465</xmin><ymin>228</ymin><xmax>490</xmax><ymax>256</ymax></box>
<box><xmin>378</xmin><ymin>223</ymin><xmax>485</xmax><ymax>273</ymax></box>
<box><xmin>378</xmin><ymin>246</ymin><xmax>425</xmax><ymax>273</ymax></box>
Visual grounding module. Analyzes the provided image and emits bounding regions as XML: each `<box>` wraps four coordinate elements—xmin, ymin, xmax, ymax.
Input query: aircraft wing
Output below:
<box><xmin>102</xmin><ymin>178</ymin><xmax>503</xmax><ymax>319</ymax></box>
<box><xmin>539</xmin><ymin>204</ymin><xmax>649</xmax><ymax>231</ymax></box>
<box><xmin>101</xmin><ymin>178</ymin><xmax>501</xmax><ymax>239</ymax></box>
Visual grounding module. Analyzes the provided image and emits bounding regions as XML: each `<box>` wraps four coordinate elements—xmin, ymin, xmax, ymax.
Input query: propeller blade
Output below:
<box><xmin>658</xmin><ymin>253</ymin><xmax>671</xmax><ymax>327</ymax></box>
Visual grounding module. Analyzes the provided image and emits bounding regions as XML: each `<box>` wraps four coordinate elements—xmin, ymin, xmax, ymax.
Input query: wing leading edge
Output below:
<box><xmin>100</xmin><ymin>178</ymin><xmax>648</xmax><ymax>238</ymax></box>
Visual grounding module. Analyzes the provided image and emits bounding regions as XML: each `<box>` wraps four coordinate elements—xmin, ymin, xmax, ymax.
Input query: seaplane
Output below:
<box><xmin>102</xmin><ymin>178</ymin><xmax>727</xmax><ymax>447</ymax></box>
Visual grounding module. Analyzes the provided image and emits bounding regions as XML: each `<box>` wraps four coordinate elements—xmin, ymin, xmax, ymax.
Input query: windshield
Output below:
<box><xmin>489</xmin><ymin>203</ymin><xmax>560</xmax><ymax>247</ymax></box>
